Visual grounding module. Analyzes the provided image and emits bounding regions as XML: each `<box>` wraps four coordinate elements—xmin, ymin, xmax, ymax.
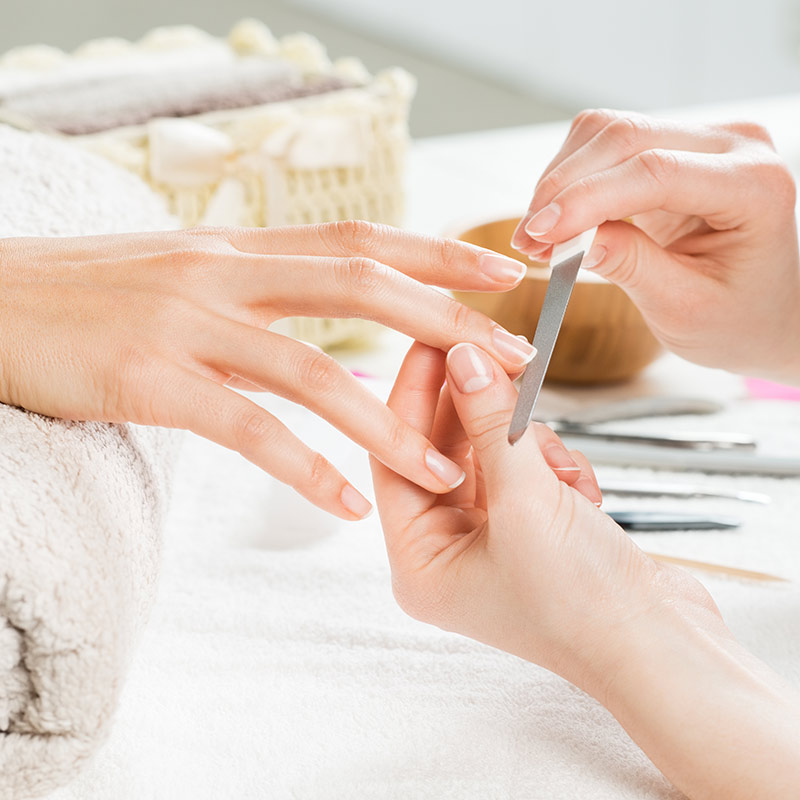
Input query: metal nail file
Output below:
<box><xmin>508</xmin><ymin>227</ymin><xmax>597</xmax><ymax>445</ymax></box>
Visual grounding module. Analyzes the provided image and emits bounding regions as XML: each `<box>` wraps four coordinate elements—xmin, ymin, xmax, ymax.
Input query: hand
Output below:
<box><xmin>0</xmin><ymin>222</ymin><xmax>537</xmax><ymax>520</ymax></box>
<box><xmin>370</xmin><ymin>340</ymin><xmax>696</xmax><ymax>688</ymax></box>
<box><xmin>511</xmin><ymin>110</ymin><xmax>800</xmax><ymax>383</ymax></box>
<box><xmin>371</xmin><ymin>341</ymin><xmax>800</xmax><ymax>799</ymax></box>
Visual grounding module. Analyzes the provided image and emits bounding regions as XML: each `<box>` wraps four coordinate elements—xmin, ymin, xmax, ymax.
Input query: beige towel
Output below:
<box><xmin>0</xmin><ymin>124</ymin><xmax>179</xmax><ymax>799</ymax></box>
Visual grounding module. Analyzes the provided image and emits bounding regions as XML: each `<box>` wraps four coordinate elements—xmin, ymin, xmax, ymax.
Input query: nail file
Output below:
<box><xmin>508</xmin><ymin>227</ymin><xmax>597</xmax><ymax>445</ymax></box>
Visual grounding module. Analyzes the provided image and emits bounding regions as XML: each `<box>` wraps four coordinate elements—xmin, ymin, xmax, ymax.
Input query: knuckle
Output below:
<box><xmin>637</xmin><ymin>148</ymin><xmax>679</xmax><ymax>188</ymax></box>
<box><xmin>385</xmin><ymin>418</ymin><xmax>410</xmax><ymax>454</ymax></box>
<box><xmin>445</xmin><ymin>297</ymin><xmax>480</xmax><ymax>340</ymax></box>
<box><xmin>434</xmin><ymin>235</ymin><xmax>462</xmax><ymax>275</ymax></box>
<box><xmin>299</xmin><ymin>350</ymin><xmax>341</xmax><ymax>396</ymax></box>
<box><xmin>536</xmin><ymin>170</ymin><xmax>566</xmax><ymax>200</ymax></box>
<box><xmin>605</xmin><ymin>114</ymin><xmax>651</xmax><ymax>152</ymax></box>
<box><xmin>469</xmin><ymin>408</ymin><xmax>513</xmax><ymax>449</ymax></box>
<box><xmin>328</xmin><ymin>219</ymin><xmax>381</xmax><ymax>254</ymax></box>
<box><xmin>572</xmin><ymin>107</ymin><xmax>615</xmax><ymax>135</ymax></box>
<box><xmin>233</xmin><ymin>409</ymin><xmax>275</xmax><ymax>454</ymax></box>
<box><xmin>305</xmin><ymin>451</ymin><xmax>334</xmax><ymax>491</ymax></box>
<box><xmin>335</xmin><ymin>256</ymin><xmax>387</xmax><ymax>297</ymax></box>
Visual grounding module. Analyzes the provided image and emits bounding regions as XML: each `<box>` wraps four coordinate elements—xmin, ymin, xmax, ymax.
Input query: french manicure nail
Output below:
<box><xmin>340</xmin><ymin>484</ymin><xmax>373</xmax><ymax>519</ymax></box>
<box><xmin>479</xmin><ymin>252</ymin><xmax>526</xmax><ymax>284</ymax></box>
<box><xmin>492</xmin><ymin>327</ymin><xmax>537</xmax><ymax>365</ymax></box>
<box><xmin>525</xmin><ymin>203</ymin><xmax>561</xmax><ymax>237</ymax></box>
<box><xmin>582</xmin><ymin>244</ymin><xmax>607</xmax><ymax>270</ymax></box>
<box><xmin>573</xmin><ymin>475</ymin><xmax>603</xmax><ymax>506</ymax></box>
<box><xmin>447</xmin><ymin>342</ymin><xmax>494</xmax><ymax>393</ymax></box>
<box><xmin>425</xmin><ymin>448</ymin><xmax>466</xmax><ymax>489</ymax></box>
<box><xmin>545</xmin><ymin>446</ymin><xmax>580</xmax><ymax>472</ymax></box>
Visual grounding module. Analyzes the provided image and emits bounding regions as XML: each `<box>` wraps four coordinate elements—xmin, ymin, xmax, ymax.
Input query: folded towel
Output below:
<box><xmin>0</xmin><ymin>124</ymin><xmax>179</xmax><ymax>799</ymax></box>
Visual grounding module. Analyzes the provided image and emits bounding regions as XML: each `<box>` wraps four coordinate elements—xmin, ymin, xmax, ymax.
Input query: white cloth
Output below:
<box><xmin>0</xmin><ymin>125</ymin><xmax>179</xmax><ymax>799</ymax></box>
<box><xmin>46</xmin><ymin>370</ymin><xmax>800</xmax><ymax>800</ymax></box>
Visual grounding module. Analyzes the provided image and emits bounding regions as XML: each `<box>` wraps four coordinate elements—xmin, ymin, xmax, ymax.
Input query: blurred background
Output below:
<box><xmin>2</xmin><ymin>0</ymin><xmax>800</xmax><ymax>136</ymax></box>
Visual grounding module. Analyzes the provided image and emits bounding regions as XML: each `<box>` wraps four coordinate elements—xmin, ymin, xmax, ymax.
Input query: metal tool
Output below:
<box><xmin>508</xmin><ymin>227</ymin><xmax>597</xmax><ymax>445</ymax></box>
<box><xmin>548</xmin><ymin>423</ymin><xmax>757</xmax><ymax>451</ymax></box>
<box><xmin>556</xmin><ymin>435</ymin><xmax>800</xmax><ymax>476</ymax></box>
<box><xmin>546</xmin><ymin>396</ymin><xmax>724</xmax><ymax>426</ymax></box>
<box><xmin>608</xmin><ymin>511</ymin><xmax>741</xmax><ymax>531</ymax></box>
<box><xmin>598</xmin><ymin>479</ymin><xmax>770</xmax><ymax>505</ymax></box>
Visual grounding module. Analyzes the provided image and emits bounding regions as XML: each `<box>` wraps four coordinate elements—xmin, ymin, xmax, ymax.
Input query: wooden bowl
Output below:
<box><xmin>450</xmin><ymin>217</ymin><xmax>662</xmax><ymax>385</ymax></box>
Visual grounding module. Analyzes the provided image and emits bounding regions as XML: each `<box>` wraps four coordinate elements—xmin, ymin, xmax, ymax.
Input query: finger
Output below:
<box><xmin>533</xmin><ymin>423</ymin><xmax>583</xmax><ymax>485</ymax></box>
<box><xmin>519</xmin><ymin>149</ymin><xmax>765</xmax><ymax>247</ymax></box>
<box><xmin>444</xmin><ymin>342</ymin><xmax>552</xmax><ymax>499</ymax></box>
<box><xmin>428</xmin><ymin>385</ymin><xmax>477</xmax><ymax>509</ymax></box>
<box><xmin>370</xmin><ymin>342</ymin><xmax>452</xmax><ymax>534</ymax></box>
<box><xmin>575</xmin><ymin>219</ymin><xmax>687</xmax><ymax>308</ymax></box>
<box><xmin>223</xmin><ymin>253</ymin><xmax>537</xmax><ymax>372</ymax></box>
<box><xmin>511</xmin><ymin>112</ymin><xmax>736</xmax><ymax>251</ymax></box>
<box><xmin>165</xmin><ymin>371</ymin><xmax>372</xmax><ymax>520</ymax></box>
<box><xmin>218</xmin><ymin>220</ymin><xmax>528</xmax><ymax>291</ymax></box>
<box><xmin>568</xmin><ymin>449</ymin><xmax>603</xmax><ymax>507</ymax></box>
<box><xmin>202</xmin><ymin>323</ymin><xmax>467</xmax><ymax>495</ymax></box>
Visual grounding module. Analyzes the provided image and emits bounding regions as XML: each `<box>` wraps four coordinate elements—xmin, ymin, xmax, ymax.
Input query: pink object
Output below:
<box><xmin>350</xmin><ymin>369</ymin><xmax>376</xmax><ymax>379</ymax></box>
<box><xmin>745</xmin><ymin>377</ymin><xmax>800</xmax><ymax>401</ymax></box>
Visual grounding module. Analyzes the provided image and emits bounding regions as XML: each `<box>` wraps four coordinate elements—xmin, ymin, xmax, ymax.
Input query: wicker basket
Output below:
<box><xmin>0</xmin><ymin>20</ymin><xmax>416</xmax><ymax>349</ymax></box>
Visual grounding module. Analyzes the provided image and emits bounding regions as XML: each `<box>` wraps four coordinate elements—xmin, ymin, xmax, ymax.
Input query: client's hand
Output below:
<box><xmin>370</xmin><ymin>340</ymin><xmax>696</xmax><ymax>688</ymax></box>
<box><xmin>0</xmin><ymin>222</ymin><xmax>538</xmax><ymax>520</ymax></box>
<box><xmin>371</xmin><ymin>341</ymin><xmax>800</xmax><ymax>800</ymax></box>
<box><xmin>512</xmin><ymin>110</ymin><xmax>800</xmax><ymax>384</ymax></box>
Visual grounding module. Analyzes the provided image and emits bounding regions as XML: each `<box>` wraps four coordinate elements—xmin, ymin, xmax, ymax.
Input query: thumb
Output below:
<box><xmin>581</xmin><ymin>220</ymin><xmax>677</xmax><ymax>300</ymax></box>
<box><xmin>444</xmin><ymin>343</ymin><xmax>550</xmax><ymax>497</ymax></box>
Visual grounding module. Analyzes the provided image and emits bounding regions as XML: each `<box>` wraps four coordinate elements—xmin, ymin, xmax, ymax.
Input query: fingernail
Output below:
<box><xmin>340</xmin><ymin>484</ymin><xmax>373</xmax><ymax>519</ymax></box>
<box><xmin>582</xmin><ymin>244</ymin><xmax>607</xmax><ymax>270</ymax></box>
<box><xmin>492</xmin><ymin>327</ymin><xmax>537</xmax><ymax>365</ymax></box>
<box><xmin>524</xmin><ymin>203</ymin><xmax>561</xmax><ymax>237</ymax></box>
<box><xmin>544</xmin><ymin>446</ymin><xmax>580</xmax><ymax>472</ymax></box>
<box><xmin>447</xmin><ymin>342</ymin><xmax>494</xmax><ymax>393</ymax></box>
<box><xmin>425</xmin><ymin>448</ymin><xmax>466</xmax><ymax>489</ymax></box>
<box><xmin>573</xmin><ymin>476</ymin><xmax>603</xmax><ymax>506</ymax></box>
<box><xmin>479</xmin><ymin>252</ymin><xmax>526</xmax><ymax>284</ymax></box>
<box><xmin>511</xmin><ymin>216</ymin><xmax>533</xmax><ymax>247</ymax></box>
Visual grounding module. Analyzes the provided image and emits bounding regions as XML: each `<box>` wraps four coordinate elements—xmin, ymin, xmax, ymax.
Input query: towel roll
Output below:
<box><xmin>0</xmin><ymin>124</ymin><xmax>179</xmax><ymax>799</ymax></box>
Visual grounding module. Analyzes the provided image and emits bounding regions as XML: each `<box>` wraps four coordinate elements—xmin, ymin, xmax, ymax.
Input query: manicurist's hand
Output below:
<box><xmin>371</xmin><ymin>341</ymin><xmax>800</xmax><ymax>800</ymax></box>
<box><xmin>512</xmin><ymin>110</ymin><xmax>800</xmax><ymax>384</ymax></box>
<box><xmin>0</xmin><ymin>222</ymin><xmax>538</xmax><ymax>520</ymax></box>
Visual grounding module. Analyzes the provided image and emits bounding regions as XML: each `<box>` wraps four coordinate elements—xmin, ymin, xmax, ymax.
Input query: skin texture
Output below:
<box><xmin>372</xmin><ymin>341</ymin><xmax>800</xmax><ymax>800</ymax></box>
<box><xmin>512</xmin><ymin>110</ymin><xmax>800</xmax><ymax>384</ymax></box>
<box><xmin>0</xmin><ymin>221</ymin><xmax>599</xmax><ymax>520</ymax></box>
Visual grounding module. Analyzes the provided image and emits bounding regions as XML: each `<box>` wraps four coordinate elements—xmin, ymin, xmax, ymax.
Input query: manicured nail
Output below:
<box><xmin>544</xmin><ymin>446</ymin><xmax>580</xmax><ymax>472</ymax></box>
<box><xmin>425</xmin><ymin>448</ymin><xmax>466</xmax><ymax>489</ymax></box>
<box><xmin>448</xmin><ymin>342</ymin><xmax>494</xmax><ymax>393</ymax></box>
<box><xmin>479</xmin><ymin>252</ymin><xmax>526</xmax><ymax>284</ymax></box>
<box><xmin>573</xmin><ymin>476</ymin><xmax>603</xmax><ymax>506</ymax></box>
<box><xmin>582</xmin><ymin>244</ymin><xmax>607</xmax><ymax>270</ymax></box>
<box><xmin>340</xmin><ymin>484</ymin><xmax>373</xmax><ymax>519</ymax></box>
<box><xmin>525</xmin><ymin>203</ymin><xmax>561</xmax><ymax>237</ymax></box>
<box><xmin>511</xmin><ymin>216</ymin><xmax>533</xmax><ymax>247</ymax></box>
<box><xmin>492</xmin><ymin>327</ymin><xmax>537</xmax><ymax>365</ymax></box>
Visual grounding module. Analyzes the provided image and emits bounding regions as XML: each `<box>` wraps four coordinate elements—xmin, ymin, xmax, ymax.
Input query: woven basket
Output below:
<box><xmin>0</xmin><ymin>20</ymin><xmax>415</xmax><ymax>349</ymax></box>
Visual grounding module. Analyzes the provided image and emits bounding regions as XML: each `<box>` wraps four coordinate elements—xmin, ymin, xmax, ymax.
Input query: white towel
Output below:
<box><xmin>0</xmin><ymin>124</ymin><xmax>179</xmax><ymax>799</ymax></box>
<box><xmin>44</xmin><ymin>374</ymin><xmax>800</xmax><ymax>799</ymax></box>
